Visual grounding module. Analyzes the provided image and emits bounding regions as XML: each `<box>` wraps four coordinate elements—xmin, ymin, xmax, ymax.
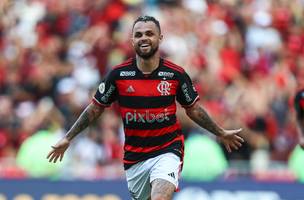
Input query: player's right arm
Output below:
<box><xmin>47</xmin><ymin>102</ymin><xmax>104</xmax><ymax>163</ymax></box>
<box><xmin>47</xmin><ymin>67</ymin><xmax>118</xmax><ymax>163</ymax></box>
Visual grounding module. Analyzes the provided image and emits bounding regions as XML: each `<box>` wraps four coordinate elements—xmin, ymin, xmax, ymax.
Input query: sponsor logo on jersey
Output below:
<box><xmin>120</xmin><ymin>71</ymin><xmax>136</xmax><ymax>76</ymax></box>
<box><xmin>125</xmin><ymin>109</ymin><xmax>170</xmax><ymax>124</ymax></box>
<box><xmin>158</xmin><ymin>71</ymin><xmax>174</xmax><ymax>78</ymax></box>
<box><xmin>181</xmin><ymin>83</ymin><xmax>192</xmax><ymax>102</ymax></box>
<box><xmin>157</xmin><ymin>81</ymin><xmax>171</xmax><ymax>96</ymax></box>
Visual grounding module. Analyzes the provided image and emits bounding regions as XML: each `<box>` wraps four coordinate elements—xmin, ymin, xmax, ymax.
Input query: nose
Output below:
<box><xmin>139</xmin><ymin>34</ymin><xmax>150</xmax><ymax>41</ymax></box>
<box><xmin>140</xmin><ymin>35</ymin><xmax>149</xmax><ymax>42</ymax></box>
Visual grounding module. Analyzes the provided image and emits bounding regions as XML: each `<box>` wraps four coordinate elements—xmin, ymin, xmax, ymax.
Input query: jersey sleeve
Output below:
<box><xmin>176</xmin><ymin>71</ymin><xmax>200</xmax><ymax>108</ymax></box>
<box><xmin>93</xmin><ymin>70</ymin><xmax>118</xmax><ymax>107</ymax></box>
<box><xmin>295</xmin><ymin>90</ymin><xmax>304</xmax><ymax>119</ymax></box>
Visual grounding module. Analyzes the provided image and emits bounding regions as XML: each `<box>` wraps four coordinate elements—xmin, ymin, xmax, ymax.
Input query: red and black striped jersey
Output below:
<box><xmin>93</xmin><ymin>58</ymin><xmax>199</xmax><ymax>169</ymax></box>
<box><xmin>295</xmin><ymin>89</ymin><xmax>304</xmax><ymax>120</ymax></box>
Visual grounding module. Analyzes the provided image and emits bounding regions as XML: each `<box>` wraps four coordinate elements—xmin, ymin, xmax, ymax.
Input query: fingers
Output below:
<box><xmin>225</xmin><ymin>142</ymin><xmax>240</xmax><ymax>153</ymax></box>
<box><xmin>49</xmin><ymin>153</ymin><xmax>62</xmax><ymax>163</ymax></box>
<box><xmin>230</xmin><ymin>142</ymin><xmax>239</xmax><ymax>150</ymax></box>
<box><xmin>234</xmin><ymin>140</ymin><xmax>243</xmax><ymax>148</ymax></box>
<box><xmin>53</xmin><ymin>154</ymin><xmax>60</xmax><ymax>163</ymax></box>
<box><xmin>46</xmin><ymin>150</ymin><xmax>54</xmax><ymax>159</ymax></box>
<box><xmin>47</xmin><ymin>147</ymin><xmax>64</xmax><ymax>163</ymax></box>
<box><xmin>225</xmin><ymin>143</ymin><xmax>231</xmax><ymax>153</ymax></box>
<box><xmin>48</xmin><ymin>152</ymin><xmax>57</xmax><ymax>163</ymax></box>
<box><xmin>59</xmin><ymin>153</ymin><xmax>64</xmax><ymax>162</ymax></box>
<box><xmin>224</xmin><ymin>135</ymin><xmax>244</xmax><ymax>152</ymax></box>
<box><xmin>234</xmin><ymin>135</ymin><xmax>244</xmax><ymax>143</ymax></box>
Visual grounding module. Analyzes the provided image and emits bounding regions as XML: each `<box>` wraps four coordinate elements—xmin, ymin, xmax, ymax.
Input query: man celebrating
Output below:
<box><xmin>47</xmin><ymin>16</ymin><xmax>244</xmax><ymax>200</ymax></box>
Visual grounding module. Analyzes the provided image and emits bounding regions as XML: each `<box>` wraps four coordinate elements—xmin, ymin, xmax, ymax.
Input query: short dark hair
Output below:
<box><xmin>132</xmin><ymin>15</ymin><xmax>161</xmax><ymax>34</ymax></box>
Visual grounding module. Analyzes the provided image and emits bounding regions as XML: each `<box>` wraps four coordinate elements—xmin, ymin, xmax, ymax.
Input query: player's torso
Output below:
<box><xmin>106</xmin><ymin>58</ymin><xmax>188</xmax><ymax>167</ymax></box>
<box><xmin>114</xmin><ymin>62</ymin><xmax>180</xmax><ymax>129</ymax></box>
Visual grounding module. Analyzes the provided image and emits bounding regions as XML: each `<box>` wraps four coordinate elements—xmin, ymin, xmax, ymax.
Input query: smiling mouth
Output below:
<box><xmin>140</xmin><ymin>44</ymin><xmax>150</xmax><ymax>48</ymax></box>
<box><xmin>139</xmin><ymin>45</ymin><xmax>151</xmax><ymax>52</ymax></box>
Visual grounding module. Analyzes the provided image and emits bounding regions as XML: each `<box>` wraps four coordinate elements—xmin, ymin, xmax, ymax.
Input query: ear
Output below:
<box><xmin>130</xmin><ymin>36</ymin><xmax>135</xmax><ymax>47</ymax></box>
<box><xmin>159</xmin><ymin>34</ymin><xmax>163</xmax><ymax>43</ymax></box>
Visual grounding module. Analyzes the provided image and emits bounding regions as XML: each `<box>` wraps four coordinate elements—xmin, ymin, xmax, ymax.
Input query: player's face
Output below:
<box><xmin>132</xmin><ymin>21</ymin><xmax>163</xmax><ymax>59</ymax></box>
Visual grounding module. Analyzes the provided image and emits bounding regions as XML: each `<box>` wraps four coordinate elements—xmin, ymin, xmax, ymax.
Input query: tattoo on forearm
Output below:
<box><xmin>66</xmin><ymin>103</ymin><xmax>103</xmax><ymax>141</ymax></box>
<box><xmin>187</xmin><ymin>105</ymin><xmax>223</xmax><ymax>136</ymax></box>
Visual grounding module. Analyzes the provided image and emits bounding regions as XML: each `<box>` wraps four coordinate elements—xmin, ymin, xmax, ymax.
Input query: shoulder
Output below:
<box><xmin>162</xmin><ymin>58</ymin><xmax>185</xmax><ymax>74</ymax></box>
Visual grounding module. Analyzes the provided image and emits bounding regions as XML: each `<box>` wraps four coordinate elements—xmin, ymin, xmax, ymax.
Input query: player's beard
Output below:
<box><xmin>135</xmin><ymin>44</ymin><xmax>159</xmax><ymax>60</ymax></box>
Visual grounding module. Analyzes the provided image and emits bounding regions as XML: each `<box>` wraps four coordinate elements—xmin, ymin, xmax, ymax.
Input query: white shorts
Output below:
<box><xmin>125</xmin><ymin>153</ymin><xmax>182</xmax><ymax>200</ymax></box>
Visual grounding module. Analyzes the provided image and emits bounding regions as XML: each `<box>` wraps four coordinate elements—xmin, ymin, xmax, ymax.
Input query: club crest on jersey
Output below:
<box><xmin>120</xmin><ymin>71</ymin><xmax>136</xmax><ymax>76</ymax></box>
<box><xmin>157</xmin><ymin>81</ymin><xmax>171</xmax><ymax>96</ymax></box>
<box><xmin>98</xmin><ymin>82</ymin><xmax>105</xmax><ymax>94</ymax></box>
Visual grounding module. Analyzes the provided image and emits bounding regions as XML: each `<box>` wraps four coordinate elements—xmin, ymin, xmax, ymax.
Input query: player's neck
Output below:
<box><xmin>136</xmin><ymin>54</ymin><xmax>160</xmax><ymax>73</ymax></box>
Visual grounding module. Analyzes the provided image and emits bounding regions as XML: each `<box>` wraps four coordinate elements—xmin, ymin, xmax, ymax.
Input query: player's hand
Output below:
<box><xmin>47</xmin><ymin>137</ymin><xmax>70</xmax><ymax>163</ymax></box>
<box><xmin>217</xmin><ymin>128</ymin><xmax>244</xmax><ymax>153</ymax></box>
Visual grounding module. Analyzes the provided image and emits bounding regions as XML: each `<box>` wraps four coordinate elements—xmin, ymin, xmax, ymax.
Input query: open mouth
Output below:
<box><xmin>140</xmin><ymin>43</ymin><xmax>150</xmax><ymax>48</ymax></box>
<box><xmin>139</xmin><ymin>44</ymin><xmax>151</xmax><ymax>51</ymax></box>
<box><xmin>140</xmin><ymin>44</ymin><xmax>150</xmax><ymax>47</ymax></box>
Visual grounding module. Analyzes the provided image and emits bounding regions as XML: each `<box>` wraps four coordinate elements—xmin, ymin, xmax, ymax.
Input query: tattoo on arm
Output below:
<box><xmin>186</xmin><ymin>104</ymin><xmax>223</xmax><ymax>136</ymax></box>
<box><xmin>65</xmin><ymin>103</ymin><xmax>104</xmax><ymax>141</ymax></box>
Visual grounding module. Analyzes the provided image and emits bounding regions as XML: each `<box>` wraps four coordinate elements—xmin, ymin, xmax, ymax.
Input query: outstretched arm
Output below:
<box><xmin>185</xmin><ymin>102</ymin><xmax>244</xmax><ymax>152</ymax></box>
<box><xmin>47</xmin><ymin>102</ymin><xmax>104</xmax><ymax>163</ymax></box>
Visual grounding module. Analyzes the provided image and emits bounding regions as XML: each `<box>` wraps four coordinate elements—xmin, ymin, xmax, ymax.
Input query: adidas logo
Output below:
<box><xmin>168</xmin><ymin>172</ymin><xmax>175</xmax><ymax>179</ymax></box>
<box><xmin>126</xmin><ymin>85</ymin><xmax>135</xmax><ymax>93</ymax></box>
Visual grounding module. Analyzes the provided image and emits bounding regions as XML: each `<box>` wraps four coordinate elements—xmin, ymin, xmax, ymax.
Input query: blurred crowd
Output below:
<box><xmin>0</xmin><ymin>0</ymin><xmax>303</xmax><ymax>180</ymax></box>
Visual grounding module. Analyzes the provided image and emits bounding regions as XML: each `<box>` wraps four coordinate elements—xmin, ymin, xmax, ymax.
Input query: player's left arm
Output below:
<box><xmin>176</xmin><ymin>70</ymin><xmax>244</xmax><ymax>152</ymax></box>
<box><xmin>185</xmin><ymin>102</ymin><xmax>244</xmax><ymax>152</ymax></box>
